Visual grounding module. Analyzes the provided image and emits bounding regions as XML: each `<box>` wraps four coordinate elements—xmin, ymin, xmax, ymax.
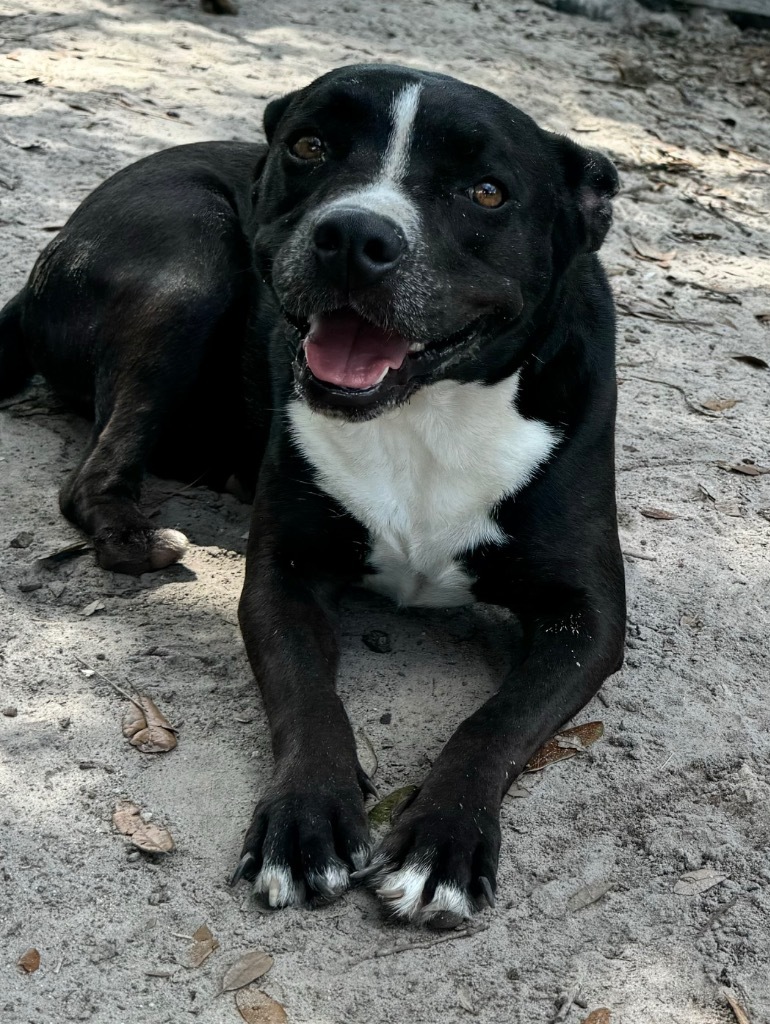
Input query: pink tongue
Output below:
<box><xmin>304</xmin><ymin>310</ymin><xmax>410</xmax><ymax>390</ymax></box>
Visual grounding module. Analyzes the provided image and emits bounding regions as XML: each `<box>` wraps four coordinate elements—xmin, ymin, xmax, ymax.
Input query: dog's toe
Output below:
<box><xmin>234</xmin><ymin>783</ymin><xmax>371</xmax><ymax>910</ymax></box>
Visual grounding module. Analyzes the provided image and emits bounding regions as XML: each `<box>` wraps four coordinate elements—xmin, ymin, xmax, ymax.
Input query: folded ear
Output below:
<box><xmin>263</xmin><ymin>89</ymin><xmax>302</xmax><ymax>143</ymax></box>
<box><xmin>551</xmin><ymin>135</ymin><xmax>619</xmax><ymax>256</ymax></box>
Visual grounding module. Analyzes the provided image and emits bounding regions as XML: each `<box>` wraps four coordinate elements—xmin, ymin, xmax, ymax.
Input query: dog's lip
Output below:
<box><xmin>285</xmin><ymin>307</ymin><xmax>482</xmax><ymax>395</ymax></box>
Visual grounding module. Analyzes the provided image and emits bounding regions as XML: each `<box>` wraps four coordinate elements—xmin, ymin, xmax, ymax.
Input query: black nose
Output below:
<box><xmin>313</xmin><ymin>210</ymin><xmax>406</xmax><ymax>290</ymax></box>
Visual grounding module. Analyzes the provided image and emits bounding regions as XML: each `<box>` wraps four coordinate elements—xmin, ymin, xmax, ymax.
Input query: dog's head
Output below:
<box><xmin>254</xmin><ymin>65</ymin><xmax>618</xmax><ymax>419</ymax></box>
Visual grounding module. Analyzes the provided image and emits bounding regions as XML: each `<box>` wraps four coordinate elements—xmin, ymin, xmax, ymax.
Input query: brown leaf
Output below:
<box><xmin>674</xmin><ymin>867</ymin><xmax>727</xmax><ymax>896</ymax></box>
<box><xmin>729</xmin><ymin>353</ymin><xmax>768</xmax><ymax>369</ymax></box>
<box><xmin>189</xmin><ymin>924</ymin><xmax>219</xmax><ymax>968</ymax></box>
<box><xmin>754</xmin><ymin>312</ymin><xmax>770</xmax><ymax>325</ymax></box>
<box><xmin>701</xmin><ymin>398</ymin><xmax>739</xmax><ymax>412</ymax></box>
<box><xmin>717</xmin><ymin>461</ymin><xmax>770</xmax><ymax>477</ymax></box>
<box><xmin>568</xmin><ymin>879</ymin><xmax>614</xmax><ymax>912</ymax></box>
<box><xmin>723</xmin><ymin>988</ymin><xmax>752</xmax><ymax>1024</ymax></box>
<box><xmin>122</xmin><ymin>697</ymin><xmax>177</xmax><ymax>753</ymax></box>
<box><xmin>222</xmin><ymin>951</ymin><xmax>274</xmax><ymax>993</ymax></box>
<box><xmin>525</xmin><ymin>722</ymin><xmax>604</xmax><ymax>773</ymax></box>
<box><xmin>368</xmin><ymin>785</ymin><xmax>418</xmax><ymax>827</ymax></box>
<box><xmin>582</xmin><ymin>1011</ymin><xmax>611</xmax><ymax>1024</ymax></box>
<box><xmin>113</xmin><ymin>801</ymin><xmax>175</xmax><ymax>854</ymax></box>
<box><xmin>18</xmin><ymin>948</ymin><xmax>40</xmax><ymax>973</ymax></box>
<box><xmin>640</xmin><ymin>507</ymin><xmax>678</xmax><ymax>520</ymax></box>
<box><xmin>235</xmin><ymin>987</ymin><xmax>288</xmax><ymax>1023</ymax></box>
<box><xmin>628</xmin><ymin>235</ymin><xmax>676</xmax><ymax>264</ymax></box>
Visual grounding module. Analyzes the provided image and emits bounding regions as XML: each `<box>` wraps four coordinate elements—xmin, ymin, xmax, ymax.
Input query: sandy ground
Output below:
<box><xmin>1</xmin><ymin>2</ymin><xmax>769</xmax><ymax>1022</ymax></box>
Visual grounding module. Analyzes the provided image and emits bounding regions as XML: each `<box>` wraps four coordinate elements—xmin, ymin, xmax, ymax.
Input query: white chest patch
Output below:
<box><xmin>288</xmin><ymin>375</ymin><xmax>558</xmax><ymax>608</ymax></box>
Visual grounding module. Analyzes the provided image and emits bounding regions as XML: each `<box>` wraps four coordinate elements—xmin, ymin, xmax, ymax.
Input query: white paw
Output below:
<box><xmin>373</xmin><ymin>860</ymin><xmax>473</xmax><ymax>923</ymax></box>
<box><xmin>252</xmin><ymin>861</ymin><xmax>304</xmax><ymax>907</ymax></box>
<box><xmin>149</xmin><ymin>528</ymin><xmax>188</xmax><ymax>569</ymax></box>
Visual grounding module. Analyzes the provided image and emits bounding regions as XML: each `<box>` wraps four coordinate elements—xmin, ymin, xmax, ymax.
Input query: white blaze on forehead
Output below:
<box><xmin>309</xmin><ymin>82</ymin><xmax>423</xmax><ymax>241</ymax></box>
<box><xmin>381</xmin><ymin>83</ymin><xmax>422</xmax><ymax>184</ymax></box>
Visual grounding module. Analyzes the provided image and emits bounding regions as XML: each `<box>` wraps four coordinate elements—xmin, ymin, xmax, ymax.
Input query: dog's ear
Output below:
<box><xmin>263</xmin><ymin>90</ymin><xmax>301</xmax><ymax>144</ymax></box>
<box><xmin>551</xmin><ymin>136</ymin><xmax>619</xmax><ymax>255</ymax></box>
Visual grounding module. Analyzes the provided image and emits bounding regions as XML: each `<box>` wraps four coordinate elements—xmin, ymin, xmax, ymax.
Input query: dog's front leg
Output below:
<box><xmin>232</xmin><ymin>503</ymin><xmax>372</xmax><ymax>906</ymax></box>
<box><xmin>368</xmin><ymin>594</ymin><xmax>625</xmax><ymax>925</ymax></box>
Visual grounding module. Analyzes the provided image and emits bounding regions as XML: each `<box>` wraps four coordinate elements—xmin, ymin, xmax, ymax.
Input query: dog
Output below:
<box><xmin>0</xmin><ymin>64</ymin><xmax>625</xmax><ymax>925</ymax></box>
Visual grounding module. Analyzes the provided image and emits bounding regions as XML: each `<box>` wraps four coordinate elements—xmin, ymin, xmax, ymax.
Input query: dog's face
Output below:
<box><xmin>254</xmin><ymin>65</ymin><xmax>618</xmax><ymax>419</ymax></box>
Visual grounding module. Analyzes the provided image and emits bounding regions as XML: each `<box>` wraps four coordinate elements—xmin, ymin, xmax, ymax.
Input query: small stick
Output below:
<box><xmin>73</xmin><ymin>656</ymin><xmax>145</xmax><ymax>713</ymax></box>
<box><xmin>723</xmin><ymin>987</ymin><xmax>752</xmax><ymax>1024</ymax></box>
<box><xmin>352</xmin><ymin>924</ymin><xmax>488</xmax><ymax>964</ymax></box>
<box><xmin>623</xmin><ymin>550</ymin><xmax>657</xmax><ymax>562</ymax></box>
<box><xmin>621</xmin><ymin>374</ymin><xmax>718</xmax><ymax>417</ymax></box>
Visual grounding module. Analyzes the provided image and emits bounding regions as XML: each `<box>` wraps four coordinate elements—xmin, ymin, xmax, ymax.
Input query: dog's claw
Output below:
<box><xmin>229</xmin><ymin>851</ymin><xmax>257</xmax><ymax>887</ymax></box>
<box><xmin>479</xmin><ymin>875</ymin><xmax>496</xmax><ymax>909</ymax></box>
<box><xmin>359</xmin><ymin>773</ymin><xmax>380</xmax><ymax>800</ymax></box>
<box><xmin>375</xmin><ymin>886</ymin><xmax>406</xmax><ymax>900</ymax></box>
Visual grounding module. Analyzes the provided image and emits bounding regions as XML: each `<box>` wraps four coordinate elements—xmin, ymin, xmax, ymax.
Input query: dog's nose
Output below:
<box><xmin>313</xmin><ymin>210</ymin><xmax>405</xmax><ymax>290</ymax></box>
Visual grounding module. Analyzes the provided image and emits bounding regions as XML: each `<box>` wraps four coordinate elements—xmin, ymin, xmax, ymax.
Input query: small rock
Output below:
<box><xmin>10</xmin><ymin>531</ymin><xmax>34</xmax><ymax>549</ymax></box>
<box><xmin>58</xmin><ymin>716</ymin><xmax>71</xmax><ymax>730</ymax></box>
<box><xmin>379</xmin><ymin>712</ymin><xmax>392</xmax><ymax>725</ymax></box>
<box><xmin>80</xmin><ymin>599</ymin><xmax>105</xmax><ymax>617</ymax></box>
<box><xmin>2</xmin><ymin>707</ymin><xmax>18</xmax><ymax>718</ymax></box>
<box><xmin>362</xmin><ymin>629</ymin><xmax>392</xmax><ymax>653</ymax></box>
<box><xmin>18</xmin><ymin>581</ymin><xmax>43</xmax><ymax>593</ymax></box>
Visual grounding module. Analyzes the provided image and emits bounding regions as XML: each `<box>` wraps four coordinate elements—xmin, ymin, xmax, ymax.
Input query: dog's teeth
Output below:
<box><xmin>408</xmin><ymin>342</ymin><xmax>425</xmax><ymax>353</ymax></box>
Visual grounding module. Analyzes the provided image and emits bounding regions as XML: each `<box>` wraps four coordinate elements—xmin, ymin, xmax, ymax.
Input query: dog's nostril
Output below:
<box><xmin>363</xmin><ymin>236</ymin><xmax>400</xmax><ymax>266</ymax></box>
<box><xmin>314</xmin><ymin>222</ymin><xmax>343</xmax><ymax>253</ymax></box>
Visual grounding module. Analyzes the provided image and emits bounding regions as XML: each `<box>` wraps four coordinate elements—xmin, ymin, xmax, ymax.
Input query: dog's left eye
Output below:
<box><xmin>290</xmin><ymin>136</ymin><xmax>325</xmax><ymax>162</ymax></box>
<box><xmin>470</xmin><ymin>181</ymin><xmax>505</xmax><ymax>208</ymax></box>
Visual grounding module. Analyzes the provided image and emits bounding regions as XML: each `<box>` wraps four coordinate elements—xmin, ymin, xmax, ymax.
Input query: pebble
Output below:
<box><xmin>2</xmin><ymin>707</ymin><xmax>18</xmax><ymax>717</ymax></box>
<box><xmin>9</xmin><ymin>531</ymin><xmax>34</xmax><ymax>549</ymax></box>
<box><xmin>362</xmin><ymin>629</ymin><xmax>392</xmax><ymax>653</ymax></box>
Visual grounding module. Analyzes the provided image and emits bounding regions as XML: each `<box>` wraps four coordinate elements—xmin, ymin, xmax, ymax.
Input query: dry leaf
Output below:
<box><xmin>222</xmin><ymin>951</ymin><xmax>274</xmax><ymax>993</ymax></box>
<box><xmin>628</xmin><ymin>235</ymin><xmax>676</xmax><ymax>265</ymax></box>
<box><xmin>701</xmin><ymin>398</ymin><xmax>739</xmax><ymax>412</ymax></box>
<box><xmin>674</xmin><ymin>867</ymin><xmax>727</xmax><ymax>896</ymax></box>
<box><xmin>235</xmin><ymin>986</ymin><xmax>288</xmax><ymax>1023</ymax></box>
<box><xmin>457</xmin><ymin>985</ymin><xmax>476</xmax><ymax>1014</ymax></box>
<box><xmin>355</xmin><ymin>728</ymin><xmax>378</xmax><ymax>780</ymax></box>
<box><xmin>582</xmin><ymin>1011</ymin><xmax>611</xmax><ymax>1024</ymax></box>
<box><xmin>717</xmin><ymin>461</ymin><xmax>770</xmax><ymax>477</ymax></box>
<box><xmin>113</xmin><ymin>801</ymin><xmax>175</xmax><ymax>854</ymax></box>
<box><xmin>568</xmin><ymin>879</ymin><xmax>614</xmax><ymax>912</ymax></box>
<box><xmin>525</xmin><ymin>722</ymin><xmax>604</xmax><ymax>773</ymax></box>
<box><xmin>18</xmin><ymin>948</ymin><xmax>40</xmax><ymax>973</ymax></box>
<box><xmin>754</xmin><ymin>313</ymin><xmax>770</xmax><ymax>325</ymax></box>
<box><xmin>80</xmin><ymin>599</ymin><xmax>105</xmax><ymax>617</ymax></box>
<box><xmin>729</xmin><ymin>353</ymin><xmax>768</xmax><ymax>369</ymax></box>
<box><xmin>122</xmin><ymin>697</ymin><xmax>177</xmax><ymax>753</ymax></box>
<box><xmin>189</xmin><ymin>924</ymin><xmax>219</xmax><ymax>968</ymax></box>
<box><xmin>640</xmin><ymin>507</ymin><xmax>677</xmax><ymax>520</ymax></box>
<box><xmin>722</xmin><ymin>987</ymin><xmax>752</xmax><ymax>1024</ymax></box>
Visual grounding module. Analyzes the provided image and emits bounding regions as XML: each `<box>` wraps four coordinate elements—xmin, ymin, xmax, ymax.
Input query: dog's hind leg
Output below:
<box><xmin>59</xmin><ymin>379</ymin><xmax>189</xmax><ymax>575</ymax></box>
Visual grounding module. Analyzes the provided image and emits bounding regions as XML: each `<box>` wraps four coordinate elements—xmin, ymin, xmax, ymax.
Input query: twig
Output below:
<box><xmin>73</xmin><ymin>655</ymin><xmax>144</xmax><ymax>713</ymax></box>
<box><xmin>620</xmin><ymin>374</ymin><xmax>718</xmax><ymax>417</ymax></box>
<box><xmin>698</xmin><ymin>896</ymin><xmax>738</xmax><ymax>938</ymax></box>
<box><xmin>616</xmin><ymin>302</ymin><xmax>715</xmax><ymax>330</ymax></box>
<box><xmin>352</xmin><ymin>924</ymin><xmax>488</xmax><ymax>964</ymax></box>
<box><xmin>722</xmin><ymin>987</ymin><xmax>752</xmax><ymax>1024</ymax></box>
<box><xmin>551</xmin><ymin>983</ymin><xmax>581</xmax><ymax>1023</ymax></box>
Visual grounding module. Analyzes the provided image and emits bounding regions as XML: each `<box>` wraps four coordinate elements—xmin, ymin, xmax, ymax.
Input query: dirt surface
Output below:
<box><xmin>1</xmin><ymin>2</ymin><xmax>769</xmax><ymax>1023</ymax></box>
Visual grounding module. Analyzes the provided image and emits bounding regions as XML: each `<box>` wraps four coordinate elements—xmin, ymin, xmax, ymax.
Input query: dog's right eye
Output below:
<box><xmin>290</xmin><ymin>136</ymin><xmax>325</xmax><ymax>162</ymax></box>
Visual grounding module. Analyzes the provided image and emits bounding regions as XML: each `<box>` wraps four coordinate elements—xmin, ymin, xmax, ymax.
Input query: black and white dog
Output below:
<box><xmin>0</xmin><ymin>65</ymin><xmax>626</xmax><ymax>925</ymax></box>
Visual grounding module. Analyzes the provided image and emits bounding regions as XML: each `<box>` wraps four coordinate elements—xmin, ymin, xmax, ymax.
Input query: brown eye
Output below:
<box><xmin>291</xmin><ymin>136</ymin><xmax>325</xmax><ymax>161</ymax></box>
<box><xmin>471</xmin><ymin>181</ymin><xmax>505</xmax><ymax>208</ymax></box>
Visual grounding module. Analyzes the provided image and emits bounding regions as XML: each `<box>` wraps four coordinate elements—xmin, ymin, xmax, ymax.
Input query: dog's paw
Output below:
<box><xmin>95</xmin><ymin>525</ymin><xmax>188</xmax><ymax>574</ymax></box>
<box><xmin>362</xmin><ymin>801</ymin><xmax>500</xmax><ymax>926</ymax></box>
<box><xmin>230</xmin><ymin>783</ymin><xmax>372</xmax><ymax>908</ymax></box>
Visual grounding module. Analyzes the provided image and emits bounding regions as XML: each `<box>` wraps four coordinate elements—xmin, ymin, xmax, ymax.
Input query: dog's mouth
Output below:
<box><xmin>288</xmin><ymin>307</ymin><xmax>481</xmax><ymax>412</ymax></box>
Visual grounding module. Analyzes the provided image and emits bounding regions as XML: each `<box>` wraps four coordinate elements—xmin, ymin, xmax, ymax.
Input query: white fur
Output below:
<box><xmin>289</xmin><ymin>374</ymin><xmax>558</xmax><ymax>608</ymax></box>
<box><xmin>253</xmin><ymin>862</ymin><xmax>303</xmax><ymax>907</ymax></box>
<box><xmin>308</xmin><ymin>83</ymin><xmax>423</xmax><ymax>242</ymax></box>
<box><xmin>375</xmin><ymin>862</ymin><xmax>473</xmax><ymax>922</ymax></box>
<box><xmin>149</xmin><ymin>528</ymin><xmax>188</xmax><ymax>570</ymax></box>
<box><xmin>308</xmin><ymin>861</ymin><xmax>351</xmax><ymax>897</ymax></box>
